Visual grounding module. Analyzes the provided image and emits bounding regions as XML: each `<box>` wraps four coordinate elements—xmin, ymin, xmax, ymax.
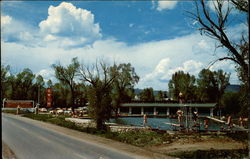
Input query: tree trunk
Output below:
<box><xmin>70</xmin><ymin>86</ymin><xmax>75</xmax><ymax>114</ymax></box>
<box><xmin>96</xmin><ymin>118</ymin><xmax>106</xmax><ymax>130</ymax></box>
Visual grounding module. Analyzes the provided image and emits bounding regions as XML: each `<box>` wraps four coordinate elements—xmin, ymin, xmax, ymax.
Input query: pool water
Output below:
<box><xmin>110</xmin><ymin>117</ymin><xmax>233</xmax><ymax>131</ymax></box>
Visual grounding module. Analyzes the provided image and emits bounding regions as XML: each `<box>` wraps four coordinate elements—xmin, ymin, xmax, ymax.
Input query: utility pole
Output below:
<box><xmin>38</xmin><ymin>85</ymin><xmax>40</xmax><ymax>105</ymax></box>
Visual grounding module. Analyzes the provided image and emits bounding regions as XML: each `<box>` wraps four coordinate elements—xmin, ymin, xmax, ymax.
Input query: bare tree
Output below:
<box><xmin>78</xmin><ymin>61</ymin><xmax>117</xmax><ymax>130</ymax></box>
<box><xmin>187</xmin><ymin>0</ymin><xmax>248</xmax><ymax>84</ymax></box>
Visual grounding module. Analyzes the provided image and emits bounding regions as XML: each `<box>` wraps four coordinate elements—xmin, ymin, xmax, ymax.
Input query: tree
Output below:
<box><xmin>109</xmin><ymin>63</ymin><xmax>139</xmax><ymax>117</ymax></box>
<box><xmin>187</xmin><ymin>0</ymin><xmax>249</xmax><ymax>117</ymax></box>
<box><xmin>231</xmin><ymin>0</ymin><xmax>248</xmax><ymax>13</ymax></box>
<box><xmin>221</xmin><ymin>92</ymin><xmax>241</xmax><ymax>115</ymax></box>
<box><xmin>1</xmin><ymin>65</ymin><xmax>10</xmax><ymax>101</ymax></box>
<box><xmin>11</xmin><ymin>68</ymin><xmax>35</xmax><ymax>100</ymax></box>
<box><xmin>155</xmin><ymin>91</ymin><xmax>165</xmax><ymax>101</ymax></box>
<box><xmin>139</xmin><ymin>88</ymin><xmax>155</xmax><ymax>102</ymax></box>
<box><xmin>52</xmin><ymin>57</ymin><xmax>80</xmax><ymax>111</ymax></box>
<box><xmin>52</xmin><ymin>82</ymin><xmax>71</xmax><ymax>108</ymax></box>
<box><xmin>33</xmin><ymin>75</ymin><xmax>46</xmax><ymax>106</ymax></box>
<box><xmin>187</xmin><ymin>0</ymin><xmax>248</xmax><ymax>82</ymax></box>
<box><xmin>216</xmin><ymin>70</ymin><xmax>231</xmax><ymax>106</ymax></box>
<box><xmin>168</xmin><ymin>71</ymin><xmax>196</xmax><ymax>102</ymax></box>
<box><xmin>197</xmin><ymin>69</ymin><xmax>230</xmax><ymax>103</ymax></box>
<box><xmin>78</xmin><ymin>61</ymin><xmax>117</xmax><ymax>130</ymax></box>
<box><xmin>46</xmin><ymin>79</ymin><xmax>53</xmax><ymax>88</ymax></box>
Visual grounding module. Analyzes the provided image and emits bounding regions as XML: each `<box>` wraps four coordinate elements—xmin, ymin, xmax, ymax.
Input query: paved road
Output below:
<box><xmin>2</xmin><ymin>114</ymin><xmax>143</xmax><ymax>159</ymax></box>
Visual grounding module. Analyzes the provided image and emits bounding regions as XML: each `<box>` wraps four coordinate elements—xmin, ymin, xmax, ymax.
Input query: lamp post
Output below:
<box><xmin>184</xmin><ymin>104</ymin><xmax>188</xmax><ymax>131</ymax></box>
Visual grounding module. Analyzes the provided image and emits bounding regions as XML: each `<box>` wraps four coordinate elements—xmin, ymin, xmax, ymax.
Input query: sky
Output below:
<box><xmin>1</xmin><ymin>1</ymin><xmax>248</xmax><ymax>91</ymax></box>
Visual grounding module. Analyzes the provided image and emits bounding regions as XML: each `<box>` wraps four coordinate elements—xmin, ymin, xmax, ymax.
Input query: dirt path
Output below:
<box><xmin>148</xmin><ymin>136</ymin><xmax>248</xmax><ymax>155</ymax></box>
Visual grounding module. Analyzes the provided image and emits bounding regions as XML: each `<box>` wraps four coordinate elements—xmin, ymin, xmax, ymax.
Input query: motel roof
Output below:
<box><xmin>121</xmin><ymin>103</ymin><xmax>216</xmax><ymax>108</ymax></box>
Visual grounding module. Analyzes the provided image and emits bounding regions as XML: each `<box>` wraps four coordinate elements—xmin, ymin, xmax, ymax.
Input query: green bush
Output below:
<box><xmin>22</xmin><ymin>114</ymin><xmax>52</xmax><ymax>121</ymax></box>
<box><xmin>102</xmin><ymin>131</ymin><xmax>173</xmax><ymax>147</ymax></box>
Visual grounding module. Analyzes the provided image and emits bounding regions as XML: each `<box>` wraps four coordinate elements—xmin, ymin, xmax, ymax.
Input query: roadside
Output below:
<box><xmin>2</xmin><ymin>141</ymin><xmax>17</xmax><ymax>159</ymax></box>
<box><xmin>3</xmin><ymin>113</ymin><xmax>249</xmax><ymax>159</ymax></box>
<box><xmin>2</xmin><ymin>113</ymin><xmax>173</xmax><ymax>159</ymax></box>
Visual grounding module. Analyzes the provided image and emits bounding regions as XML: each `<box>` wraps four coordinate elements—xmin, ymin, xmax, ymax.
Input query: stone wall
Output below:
<box><xmin>65</xmin><ymin>117</ymin><xmax>150</xmax><ymax>133</ymax></box>
<box><xmin>108</xmin><ymin>125</ymin><xmax>150</xmax><ymax>133</ymax></box>
<box><xmin>65</xmin><ymin>118</ymin><xmax>96</xmax><ymax>128</ymax></box>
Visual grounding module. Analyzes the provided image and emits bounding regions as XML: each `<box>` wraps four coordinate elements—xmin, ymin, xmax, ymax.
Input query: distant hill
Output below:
<box><xmin>225</xmin><ymin>84</ymin><xmax>240</xmax><ymax>92</ymax></box>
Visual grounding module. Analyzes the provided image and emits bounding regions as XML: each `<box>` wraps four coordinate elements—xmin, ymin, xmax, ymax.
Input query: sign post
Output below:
<box><xmin>46</xmin><ymin>88</ymin><xmax>52</xmax><ymax>108</ymax></box>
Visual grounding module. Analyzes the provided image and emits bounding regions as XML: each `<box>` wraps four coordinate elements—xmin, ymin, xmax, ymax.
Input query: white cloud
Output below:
<box><xmin>142</xmin><ymin>58</ymin><xmax>170</xmax><ymax>81</ymax></box>
<box><xmin>39</xmin><ymin>2</ymin><xmax>102</xmax><ymax>47</ymax></box>
<box><xmin>1</xmin><ymin>15</ymin><xmax>38</xmax><ymax>46</ymax></box>
<box><xmin>2</xmin><ymin>25</ymin><xmax>241</xmax><ymax>90</ymax></box>
<box><xmin>208</xmin><ymin>0</ymin><xmax>239</xmax><ymax>14</ymax></box>
<box><xmin>37</xmin><ymin>69</ymin><xmax>55</xmax><ymax>82</ymax></box>
<box><xmin>168</xmin><ymin>60</ymin><xmax>203</xmax><ymax>76</ymax></box>
<box><xmin>129</xmin><ymin>23</ymin><xmax>134</xmax><ymax>28</ymax></box>
<box><xmin>138</xmin><ymin>59</ymin><xmax>204</xmax><ymax>90</ymax></box>
<box><xmin>1</xmin><ymin>15</ymin><xmax>12</xmax><ymax>27</ymax></box>
<box><xmin>156</xmin><ymin>1</ymin><xmax>178</xmax><ymax>11</ymax></box>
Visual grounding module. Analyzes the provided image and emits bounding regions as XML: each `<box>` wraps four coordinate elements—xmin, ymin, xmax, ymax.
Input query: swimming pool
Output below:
<box><xmin>110</xmin><ymin>117</ymin><xmax>236</xmax><ymax>131</ymax></box>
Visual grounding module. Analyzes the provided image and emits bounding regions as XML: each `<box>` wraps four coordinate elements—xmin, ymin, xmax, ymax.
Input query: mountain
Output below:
<box><xmin>225</xmin><ymin>84</ymin><xmax>240</xmax><ymax>92</ymax></box>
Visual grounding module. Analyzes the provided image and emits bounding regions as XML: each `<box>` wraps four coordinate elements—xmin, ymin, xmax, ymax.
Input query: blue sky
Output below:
<box><xmin>1</xmin><ymin>1</ymin><xmax>248</xmax><ymax>90</ymax></box>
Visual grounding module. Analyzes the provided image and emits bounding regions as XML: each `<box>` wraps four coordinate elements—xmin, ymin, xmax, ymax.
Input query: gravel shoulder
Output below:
<box><xmin>2</xmin><ymin>141</ymin><xmax>17</xmax><ymax>159</ymax></box>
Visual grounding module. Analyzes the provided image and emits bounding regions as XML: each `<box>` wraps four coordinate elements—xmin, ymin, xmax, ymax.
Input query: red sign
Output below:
<box><xmin>46</xmin><ymin>88</ymin><xmax>53</xmax><ymax>107</ymax></box>
<box><xmin>4</xmin><ymin>100</ymin><xmax>34</xmax><ymax>108</ymax></box>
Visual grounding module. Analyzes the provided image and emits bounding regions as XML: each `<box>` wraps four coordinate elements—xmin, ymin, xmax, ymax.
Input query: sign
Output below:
<box><xmin>46</xmin><ymin>88</ymin><xmax>53</xmax><ymax>108</ymax></box>
<box><xmin>4</xmin><ymin>100</ymin><xmax>34</xmax><ymax>108</ymax></box>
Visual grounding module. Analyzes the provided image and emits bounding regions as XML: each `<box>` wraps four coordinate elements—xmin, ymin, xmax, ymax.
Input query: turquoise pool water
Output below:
<box><xmin>110</xmin><ymin>117</ymin><xmax>232</xmax><ymax>131</ymax></box>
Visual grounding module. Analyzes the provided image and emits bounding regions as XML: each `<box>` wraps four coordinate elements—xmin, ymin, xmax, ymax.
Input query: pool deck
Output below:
<box><xmin>206</xmin><ymin>116</ymin><xmax>248</xmax><ymax>131</ymax></box>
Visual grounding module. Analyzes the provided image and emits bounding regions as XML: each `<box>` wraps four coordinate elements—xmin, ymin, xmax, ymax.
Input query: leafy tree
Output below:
<box><xmin>139</xmin><ymin>88</ymin><xmax>155</xmax><ymax>102</ymax></box>
<box><xmin>78</xmin><ymin>61</ymin><xmax>117</xmax><ymax>130</ymax></box>
<box><xmin>221</xmin><ymin>92</ymin><xmax>241</xmax><ymax>115</ymax></box>
<box><xmin>10</xmin><ymin>68</ymin><xmax>35</xmax><ymax>100</ymax></box>
<box><xmin>216</xmin><ymin>70</ymin><xmax>231</xmax><ymax>106</ymax></box>
<box><xmin>46</xmin><ymin>79</ymin><xmax>53</xmax><ymax>88</ymax></box>
<box><xmin>197</xmin><ymin>69</ymin><xmax>230</xmax><ymax>103</ymax></box>
<box><xmin>155</xmin><ymin>91</ymin><xmax>165</xmax><ymax>101</ymax></box>
<box><xmin>109</xmin><ymin>63</ymin><xmax>139</xmax><ymax>117</ymax></box>
<box><xmin>168</xmin><ymin>71</ymin><xmax>196</xmax><ymax>102</ymax></box>
<box><xmin>1</xmin><ymin>65</ymin><xmax>10</xmax><ymax>101</ymax></box>
<box><xmin>52</xmin><ymin>83</ymin><xmax>71</xmax><ymax>108</ymax></box>
<box><xmin>34</xmin><ymin>75</ymin><xmax>45</xmax><ymax>105</ymax></box>
<box><xmin>52</xmin><ymin>57</ymin><xmax>80</xmax><ymax>111</ymax></box>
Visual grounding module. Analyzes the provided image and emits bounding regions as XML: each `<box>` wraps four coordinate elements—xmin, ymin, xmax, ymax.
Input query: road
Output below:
<box><xmin>2</xmin><ymin>114</ymin><xmax>167</xmax><ymax>159</ymax></box>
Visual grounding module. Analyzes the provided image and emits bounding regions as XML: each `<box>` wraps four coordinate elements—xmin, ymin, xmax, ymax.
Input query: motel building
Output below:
<box><xmin>117</xmin><ymin>103</ymin><xmax>216</xmax><ymax>117</ymax></box>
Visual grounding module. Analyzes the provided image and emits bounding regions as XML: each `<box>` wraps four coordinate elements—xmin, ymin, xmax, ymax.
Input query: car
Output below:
<box><xmin>39</xmin><ymin>108</ymin><xmax>47</xmax><ymax>112</ymax></box>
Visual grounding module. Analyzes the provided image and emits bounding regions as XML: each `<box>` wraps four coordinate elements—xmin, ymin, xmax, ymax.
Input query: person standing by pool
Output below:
<box><xmin>192</xmin><ymin>111</ymin><xmax>199</xmax><ymax>128</ymax></box>
<box><xmin>226</xmin><ymin>115</ymin><xmax>233</xmax><ymax>128</ymax></box>
<box><xmin>177</xmin><ymin>109</ymin><xmax>183</xmax><ymax>125</ymax></box>
<box><xmin>204</xmin><ymin>119</ymin><xmax>209</xmax><ymax>131</ymax></box>
<box><xmin>192</xmin><ymin>111</ymin><xmax>198</xmax><ymax>122</ymax></box>
<box><xmin>143</xmin><ymin>114</ymin><xmax>148</xmax><ymax>127</ymax></box>
<box><xmin>239</xmin><ymin>116</ymin><xmax>243</xmax><ymax>127</ymax></box>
